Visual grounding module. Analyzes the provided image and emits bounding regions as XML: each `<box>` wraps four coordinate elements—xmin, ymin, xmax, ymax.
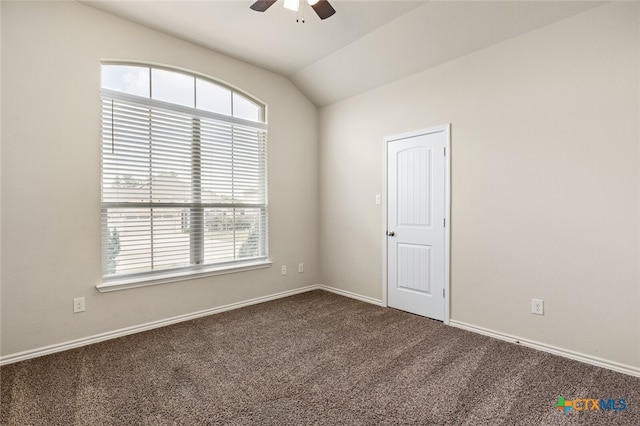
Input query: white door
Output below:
<box><xmin>386</xmin><ymin>126</ymin><xmax>449</xmax><ymax>321</ymax></box>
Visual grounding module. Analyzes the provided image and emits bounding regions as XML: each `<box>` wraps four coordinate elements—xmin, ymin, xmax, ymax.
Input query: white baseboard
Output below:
<box><xmin>316</xmin><ymin>284</ymin><xmax>384</xmax><ymax>306</ymax></box>
<box><xmin>0</xmin><ymin>285</ymin><xmax>320</xmax><ymax>366</ymax></box>
<box><xmin>0</xmin><ymin>284</ymin><xmax>383</xmax><ymax>366</ymax></box>
<box><xmin>9</xmin><ymin>287</ymin><xmax>633</xmax><ymax>379</ymax></box>
<box><xmin>449</xmin><ymin>320</ymin><xmax>640</xmax><ymax>378</ymax></box>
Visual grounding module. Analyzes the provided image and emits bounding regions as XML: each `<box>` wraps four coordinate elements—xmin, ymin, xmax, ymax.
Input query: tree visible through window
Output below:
<box><xmin>101</xmin><ymin>64</ymin><xmax>268</xmax><ymax>281</ymax></box>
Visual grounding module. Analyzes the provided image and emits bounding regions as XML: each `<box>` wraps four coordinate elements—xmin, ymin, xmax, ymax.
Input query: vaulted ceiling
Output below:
<box><xmin>84</xmin><ymin>1</ymin><xmax>602</xmax><ymax>107</ymax></box>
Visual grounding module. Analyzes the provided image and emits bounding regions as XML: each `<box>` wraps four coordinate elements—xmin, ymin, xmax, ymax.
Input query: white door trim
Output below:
<box><xmin>382</xmin><ymin>124</ymin><xmax>451</xmax><ymax>324</ymax></box>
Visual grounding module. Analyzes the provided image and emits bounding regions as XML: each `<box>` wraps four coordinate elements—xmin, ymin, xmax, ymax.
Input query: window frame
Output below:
<box><xmin>97</xmin><ymin>63</ymin><xmax>271</xmax><ymax>293</ymax></box>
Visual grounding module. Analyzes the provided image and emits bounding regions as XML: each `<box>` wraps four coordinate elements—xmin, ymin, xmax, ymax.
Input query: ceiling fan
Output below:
<box><xmin>250</xmin><ymin>0</ymin><xmax>336</xmax><ymax>20</ymax></box>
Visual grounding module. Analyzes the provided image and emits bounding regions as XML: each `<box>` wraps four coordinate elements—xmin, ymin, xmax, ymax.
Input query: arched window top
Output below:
<box><xmin>101</xmin><ymin>63</ymin><xmax>265</xmax><ymax>123</ymax></box>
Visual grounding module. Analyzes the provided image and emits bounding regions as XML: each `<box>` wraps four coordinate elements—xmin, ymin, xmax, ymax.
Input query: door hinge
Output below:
<box><xmin>443</xmin><ymin>218</ymin><xmax>446</xmax><ymax>227</ymax></box>
<box><xmin>443</xmin><ymin>288</ymin><xmax>445</xmax><ymax>298</ymax></box>
<box><xmin>444</xmin><ymin>147</ymin><xmax>446</xmax><ymax>156</ymax></box>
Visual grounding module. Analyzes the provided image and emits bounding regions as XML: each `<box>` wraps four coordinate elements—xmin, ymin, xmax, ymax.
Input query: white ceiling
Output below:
<box><xmin>84</xmin><ymin>0</ymin><xmax>602</xmax><ymax>107</ymax></box>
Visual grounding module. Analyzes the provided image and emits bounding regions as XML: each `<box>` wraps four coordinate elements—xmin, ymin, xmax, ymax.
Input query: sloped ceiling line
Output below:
<box><xmin>84</xmin><ymin>1</ymin><xmax>602</xmax><ymax>107</ymax></box>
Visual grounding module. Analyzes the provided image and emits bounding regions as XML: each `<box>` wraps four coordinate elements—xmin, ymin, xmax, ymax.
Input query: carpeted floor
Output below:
<box><xmin>1</xmin><ymin>290</ymin><xmax>639</xmax><ymax>425</ymax></box>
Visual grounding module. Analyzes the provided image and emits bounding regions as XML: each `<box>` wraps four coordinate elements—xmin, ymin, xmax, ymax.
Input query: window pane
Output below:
<box><xmin>196</xmin><ymin>79</ymin><xmax>232</xmax><ymax>116</ymax></box>
<box><xmin>204</xmin><ymin>208</ymin><xmax>236</xmax><ymax>264</ymax></box>
<box><xmin>233</xmin><ymin>127</ymin><xmax>267</xmax><ymax>204</ymax></box>
<box><xmin>236</xmin><ymin>208</ymin><xmax>267</xmax><ymax>259</ymax></box>
<box><xmin>203</xmin><ymin>207</ymin><xmax>266</xmax><ymax>264</ymax></box>
<box><xmin>102</xmin><ymin>65</ymin><xmax>150</xmax><ymax>97</ymax></box>
<box><xmin>104</xmin><ymin>208</ymin><xmax>153</xmax><ymax>276</ymax></box>
<box><xmin>103</xmin><ymin>207</ymin><xmax>192</xmax><ymax>276</ymax></box>
<box><xmin>149</xmin><ymin>110</ymin><xmax>193</xmax><ymax>203</ymax></box>
<box><xmin>151</xmin><ymin>208</ymin><xmax>191</xmax><ymax>270</ymax></box>
<box><xmin>101</xmin><ymin>100</ymin><xmax>151</xmax><ymax>203</ymax></box>
<box><xmin>151</xmin><ymin>69</ymin><xmax>195</xmax><ymax>108</ymax></box>
<box><xmin>233</xmin><ymin>93</ymin><xmax>262</xmax><ymax>122</ymax></box>
<box><xmin>200</xmin><ymin>120</ymin><xmax>234</xmax><ymax>202</ymax></box>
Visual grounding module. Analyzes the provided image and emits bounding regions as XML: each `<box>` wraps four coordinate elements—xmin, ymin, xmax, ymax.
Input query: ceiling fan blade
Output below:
<box><xmin>250</xmin><ymin>0</ymin><xmax>277</xmax><ymax>12</ymax></box>
<box><xmin>311</xmin><ymin>0</ymin><xmax>336</xmax><ymax>20</ymax></box>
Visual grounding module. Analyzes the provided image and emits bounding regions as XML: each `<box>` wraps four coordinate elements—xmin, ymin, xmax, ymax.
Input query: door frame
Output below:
<box><xmin>381</xmin><ymin>124</ymin><xmax>451</xmax><ymax>324</ymax></box>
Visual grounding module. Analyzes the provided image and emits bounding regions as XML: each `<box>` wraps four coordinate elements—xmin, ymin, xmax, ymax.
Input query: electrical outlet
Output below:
<box><xmin>531</xmin><ymin>298</ymin><xmax>544</xmax><ymax>315</ymax></box>
<box><xmin>73</xmin><ymin>297</ymin><xmax>86</xmax><ymax>313</ymax></box>
<box><xmin>281</xmin><ymin>265</ymin><xmax>287</xmax><ymax>275</ymax></box>
<box><xmin>298</xmin><ymin>263</ymin><xmax>304</xmax><ymax>273</ymax></box>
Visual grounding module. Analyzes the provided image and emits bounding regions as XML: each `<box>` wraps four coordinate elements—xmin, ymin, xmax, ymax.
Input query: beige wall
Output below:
<box><xmin>0</xmin><ymin>1</ymin><xmax>318</xmax><ymax>356</ymax></box>
<box><xmin>319</xmin><ymin>2</ymin><xmax>640</xmax><ymax>368</ymax></box>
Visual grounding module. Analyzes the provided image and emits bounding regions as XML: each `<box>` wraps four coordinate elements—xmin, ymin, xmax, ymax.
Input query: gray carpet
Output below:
<box><xmin>1</xmin><ymin>290</ymin><xmax>639</xmax><ymax>425</ymax></box>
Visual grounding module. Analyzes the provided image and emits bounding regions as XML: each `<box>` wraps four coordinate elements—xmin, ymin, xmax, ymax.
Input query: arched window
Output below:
<box><xmin>99</xmin><ymin>64</ymin><xmax>269</xmax><ymax>289</ymax></box>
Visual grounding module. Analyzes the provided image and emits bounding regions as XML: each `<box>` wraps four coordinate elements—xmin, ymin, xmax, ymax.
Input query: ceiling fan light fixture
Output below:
<box><xmin>283</xmin><ymin>0</ymin><xmax>299</xmax><ymax>12</ymax></box>
<box><xmin>250</xmin><ymin>0</ymin><xmax>335</xmax><ymax>20</ymax></box>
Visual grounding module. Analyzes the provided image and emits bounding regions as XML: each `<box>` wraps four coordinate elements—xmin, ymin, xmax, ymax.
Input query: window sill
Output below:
<box><xmin>96</xmin><ymin>259</ymin><xmax>273</xmax><ymax>293</ymax></box>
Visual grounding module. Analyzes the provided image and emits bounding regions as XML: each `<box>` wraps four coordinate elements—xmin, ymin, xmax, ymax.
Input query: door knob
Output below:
<box><xmin>387</xmin><ymin>231</ymin><xmax>395</xmax><ymax>237</ymax></box>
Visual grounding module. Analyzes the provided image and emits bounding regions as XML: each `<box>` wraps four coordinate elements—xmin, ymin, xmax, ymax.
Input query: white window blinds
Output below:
<box><xmin>101</xmin><ymin>73</ymin><xmax>268</xmax><ymax>281</ymax></box>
